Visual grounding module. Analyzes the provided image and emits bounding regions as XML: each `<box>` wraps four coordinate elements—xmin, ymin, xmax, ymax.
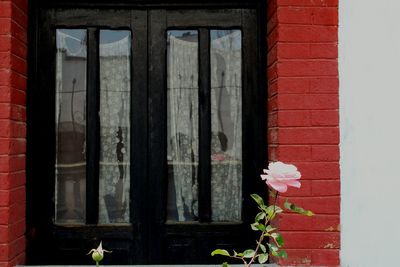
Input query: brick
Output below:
<box><xmin>312</xmin><ymin>179</ymin><xmax>340</xmax><ymax>196</ymax></box>
<box><xmin>279</xmin><ymin>213</ymin><xmax>340</xmax><ymax>231</ymax></box>
<box><xmin>276</xmin><ymin>249</ymin><xmax>312</xmax><ymax>266</ymax></box>
<box><xmin>312</xmin><ymin>7</ymin><xmax>338</xmax><ymax>25</ymax></box>
<box><xmin>278</xmin><ymin>43</ymin><xmax>310</xmax><ymax>59</ymax></box>
<box><xmin>0</xmin><ymin>120</ymin><xmax>26</xmax><ymax>138</ymax></box>
<box><xmin>277</xmin><ymin>7</ymin><xmax>311</xmax><ymax>24</ymax></box>
<box><xmin>282</xmin><ymin>231</ymin><xmax>340</xmax><ymax>249</ymax></box>
<box><xmin>0</xmin><ymin>187</ymin><xmax>25</xmax><ymax>207</ymax></box>
<box><xmin>9</xmin><ymin>203</ymin><xmax>25</xmax><ymax>223</ymax></box>
<box><xmin>267</xmin><ymin>26</ymin><xmax>279</xmax><ymax>49</ymax></box>
<box><xmin>276</xmin><ymin>127</ymin><xmax>339</xmax><ymax>144</ymax></box>
<box><xmin>0</xmin><ymin>3</ymin><xmax>12</xmax><ymax>18</ymax></box>
<box><xmin>273</xmin><ymin>144</ymin><xmax>311</xmax><ymax>161</ymax></box>
<box><xmin>311</xmin><ymin>109</ymin><xmax>339</xmax><ymax>126</ymax></box>
<box><xmin>8</xmin><ymin>252</ymin><xmax>25</xmax><ymax>267</ymax></box>
<box><xmin>268</xmin><ymin>111</ymin><xmax>277</xmax><ymax>127</ymax></box>
<box><xmin>268</xmin><ymin>81</ymin><xmax>278</xmax><ymax>98</ymax></box>
<box><xmin>0</xmin><ymin>87</ymin><xmax>26</xmax><ymax>106</ymax></box>
<box><xmin>0</xmin><ymin>207</ymin><xmax>10</xmax><ymax>225</ymax></box>
<box><xmin>278</xmin><ymin>94</ymin><xmax>338</xmax><ymax>110</ymax></box>
<box><xmin>0</xmin><ymin>155</ymin><xmax>25</xmax><ymax>173</ymax></box>
<box><xmin>0</xmin><ymin>19</ymin><xmax>11</xmax><ymax>35</ymax></box>
<box><xmin>267</xmin><ymin>62</ymin><xmax>278</xmax><ymax>82</ymax></box>
<box><xmin>10</xmin><ymin>37</ymin><xmax>26</xmax><ymax>59</ymax></box>
<box><xmin>267</xmin><ymin>43</ymin><xmax>277</xmax><ymax>66</ymax></box>
<box><xmin>9</xmin><ymin>219</ymin><xmax>25</xmax><ymax>241</ymax></box>
<box><xmin>293</xmin><ymin>162</ymin><xmax>340</xmax><ymax>179</ymax></box>
<box><xmin>0</xmin><ymin>139</ymin><xmax>26</xmax><ymax>155</ymax></box>
<box><xmin>312</xmin><ymin>249</ymin><xmax>340</xmax><ymax>265</ymax></box>
<box><xmin>279</xmin><ymin>25</ymin><xmax>338</xmax><ymax>42</ymax></box>
<box><xmin>276</xmin><ymin>77</ymin><xmax>309</xmax><ymax>94</ymax></box>
<box><xmin>10</xmin><ymin>21</ymin><xmax>26</xmax><ymax>44</ymax></box>
<box><xmin>267</xmin><ymin>94</ymin><xmax>278</xmax><ymax>112</ymax></box>
<box><xmin>267</xmin><ymin>10</ymin><xmax>278</xmax><ymax>34</ymax></box>
<box><xmin>0</xmin><ymin>172</ymin><xmax>25</xmax><ymax>190</ymax></box>
<box><xmin>10</xmin><ymin>54</ymin><xmax>26</xmax><ymax>76</ymax></box>
<box><xmin>0</xmin><ymin>104</ymin><xmax>26</xmax><ymax>121</ymax></box>
<box><xmin>278</xmin><ymin>110</ymin><xmax>310</xmax><ymax>126</ymax></box>
<box><xmin>0</xmin><ymin>244</ymin><xmax>10</xmax><ymax>261</ymax></box>
<box><xmin>311</xmin><ymin>145</ymin><xmax>339</xmax><ymax>161</ymax></box>
<box><xmin>277</xmin><ymin>0</ymin><xmax>338</xmax><ymax>7</ymax></box>
<box><xmin>310</xmin><ymin>43</ymin><xmax>338</xmax><ymax>59</ymax></box>
<box><xmin>279</xmin><ymin>196</ymin><xmax>340</xmax><ymax>214</ymax></box>
<box><xmin>309</xmin><ymin>77</ymin><xmax>338</xmax><ymax>93</ymax></box>
<box><xmin>0</xmin><ymin>36</ymin><xmax>11</xmax><ymax>53</ymax></box>
<box><xmin>277</xmin><ymin>60</ymin><xmax>338</xmax><ymax>77</ymax></box>
<box><xmin>12</xmin><ymin>0</ymin><xmax>28</xmax><ymax>14</ymax></box>
<box><xmin>11</xmin><ymin>3</ymin><xmax>28</xmax><ymax>29</ymax></box>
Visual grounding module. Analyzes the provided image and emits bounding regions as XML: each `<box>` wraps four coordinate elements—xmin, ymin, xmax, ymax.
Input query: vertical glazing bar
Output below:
<box><xmin>86</xmin><ymin>28</ymin><xmax>100</xmax><ymax>224</ymax></box>
<box><xmin>198</xmin><ymin>28</ymin><xmax>211</xmax><ymax>222</ymax></box>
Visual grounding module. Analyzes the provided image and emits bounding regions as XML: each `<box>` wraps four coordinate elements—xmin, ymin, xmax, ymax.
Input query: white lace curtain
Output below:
<box><xmin>167</xmin><ymin>30</ymin><xmax>242</xmax><ymax>222</ymax></box>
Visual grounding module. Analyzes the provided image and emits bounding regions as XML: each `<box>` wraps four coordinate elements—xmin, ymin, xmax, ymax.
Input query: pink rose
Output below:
<box><xmin>260</xmin><ymin>161</ymin><xmax>301</xmax><ymax>193</ymax></box>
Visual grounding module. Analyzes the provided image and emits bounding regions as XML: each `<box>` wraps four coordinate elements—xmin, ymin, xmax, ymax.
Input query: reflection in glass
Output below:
<box><xmin>166</xmin><ymin>30</ymin><xmax>199</xmax><ymax>221</ymax></box>
<box><xmin>99</xmin><ymin>30</ymin><xmax>131</xmax><ymax>224</ymax></box>
<box><xmin>55</xmin><ymin>29</ymin><xmax>87</xmax><ymax>224</ymax></box>
<box><xmin>210</xmin><ymin>30</ymin><xmax>242</xmax><ymax>222</ymax></box>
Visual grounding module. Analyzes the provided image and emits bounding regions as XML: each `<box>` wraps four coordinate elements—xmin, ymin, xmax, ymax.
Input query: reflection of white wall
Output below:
<box><xmin>340</xmin><ymin>1</ymin><xmax>400</xmax><ymax>266</ymax></box>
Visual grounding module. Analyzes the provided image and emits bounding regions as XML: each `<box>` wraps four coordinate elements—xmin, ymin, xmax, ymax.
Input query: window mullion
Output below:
<box><xmin>86</xmin><ymin>27</ymin><xmax>100</xmax><ymax>224</ymax></box>
<box><xmin>198</xmin><ymin>28</ymin><xmax>211</xmax><ymax>222</ymax></box>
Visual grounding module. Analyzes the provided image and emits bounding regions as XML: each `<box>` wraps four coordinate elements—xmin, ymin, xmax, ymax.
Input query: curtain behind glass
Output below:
<box><xmin>166</xmin><ymin>31</ymin><xmax>199</xmax><ymax>221</ymax></box>
<box><xmin>210</xmin><ymin>30</ymin><xmax>242</xmax><ymax>222</ymax></box>
<box><xmin>98</xmin><ymin>30</ymin><xmax>131</xmax><ymax>224</ymax></box>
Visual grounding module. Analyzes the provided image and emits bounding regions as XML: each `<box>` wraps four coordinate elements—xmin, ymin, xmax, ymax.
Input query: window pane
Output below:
<box><xmin>210</xmin><ymin>30</ymin><xmax>242</xmax><ymax>222</ymax></box>
<box><xmin>98</xmin><ymin>30</ymin><xmax>131</xmax><ymax>224</ymax></box>
<box><xmin>166</xmin><ymin>30</ymin><xmax>199</xmax><ymax>221</ymax></box>
<box><xmin>55</xmin><ymin>29</ymin><xmax>87</xmax><ymax>224</ymax></box>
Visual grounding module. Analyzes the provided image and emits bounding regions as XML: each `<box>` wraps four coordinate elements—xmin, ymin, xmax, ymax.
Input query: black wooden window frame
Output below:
<box><xmin>27</xmin><ymin>1</ymin><xmax>267</xmax><ymax>264</ymax></box>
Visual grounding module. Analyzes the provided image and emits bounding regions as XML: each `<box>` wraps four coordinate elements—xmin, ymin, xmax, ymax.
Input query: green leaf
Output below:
<box><xmin>266</xmin><ymin>225</ymin><xmax>277</xmax><ymax>233</ymax></box>
<box><xmin>242</xmin><ymin>249</ymin><xmax>256</xmax><ymax>258</ymax></box>
<box><xmin>277</xmin><ymin>250</ymin><xmax>288</xmax><ymax>259</ymax></box>
<box><xmin>251</xmin><ymin>194</ymin><xmax>264</xmax><ymax>207</ymax></box>
<box><xmin>255</xmin><ymin>212</ymin><xmax>266</xmax><ymax>222</ymax></box>
<box><xmin>263</xmin><ymin>205</ymin><xmax>283</xmax><ymax>220</ymax></box>
<box><xmin>267</xmin><ymin>243</ymin><xmax>278</xmax><ymax>255</ymax></box>
<box><xmin>260</xmin><ymin>243</ymin><xmax>267</xmax><ymax>253</ymax></box>
<box><xmin>251</xmin><ymin>223</ymin><xmax>260</xmax><ymax>231</ymax></box>
<box><xmin>258</xmin><ymin>253</ymin><xmax>269</xmax><ymax>264</ymax></box>
<box><xmin>271</xmin><ymin>232</ymin><xmax>284</xmax><ymax>247</ymax></box>
<box><xmin>233</xmin><ymin>250</ymin><xmax>244</xmax><ymax>257</ymax></box>
<box><xmin>222</xmin><ymin>262</ymin><xmax>229</xmax><ymax>267</ymax></box>
<box><xmin>284</xmin><ymin>199</ymin><xmax>314</xmax><ymax>216</ymax></box>
<box><xmin>211</xmin><ymin>249</ymin><xmax>230</xmax><ymax>257</ymax></box>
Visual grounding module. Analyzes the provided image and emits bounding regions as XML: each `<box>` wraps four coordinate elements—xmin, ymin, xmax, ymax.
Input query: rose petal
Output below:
<box><xmin>285</xmin><ymin>180</ymin><xmax>301</xmax><ymax>188</ymax></box>
<box><xmin>266</xmin><ymin>180</ymin><xmax>288</xmax><ymax>193</ymax></box>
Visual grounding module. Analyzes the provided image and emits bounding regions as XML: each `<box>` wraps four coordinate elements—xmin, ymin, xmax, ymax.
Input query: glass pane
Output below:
<box><xmin>98</xmin><ymin>30</ymin><xmax>131</xmax><ymax>224</ymax></box>
<box><xmin>166</xmin><ymin>30</ymin><xmax>199</xmax><ymax>221</ymax></box>
<box><xmin>210</xmin><ymin>30</ymin><xmax>242</xmax><ymax>222</ymax></box>
<box><xmin>55</xmin><ymin>29</ymin><xmax>87</xmax><ymax>224</ymax></box>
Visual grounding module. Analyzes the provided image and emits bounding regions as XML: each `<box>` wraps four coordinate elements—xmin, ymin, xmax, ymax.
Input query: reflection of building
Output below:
<box><xmin>55</xmin><ymin>30</ymin><xmax>87</xmax><ymax>223</ymax></box>
<box><xmin>55</xmin><ymin>30</ymin><xmax>132</xmax><ymax>224</ymax></box>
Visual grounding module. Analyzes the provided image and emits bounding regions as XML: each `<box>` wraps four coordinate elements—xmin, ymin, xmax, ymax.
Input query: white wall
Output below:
<box><xmin>340</xmin><ymin>1</ymin><xmax>400</xmax><ymax>266</ymax></box>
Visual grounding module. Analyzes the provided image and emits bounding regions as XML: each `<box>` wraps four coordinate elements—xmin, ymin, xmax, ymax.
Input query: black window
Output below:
<box><xmin>27</xmin><ymin>2</ymin><xmax>266</xmax><ymax>265</ymax></box>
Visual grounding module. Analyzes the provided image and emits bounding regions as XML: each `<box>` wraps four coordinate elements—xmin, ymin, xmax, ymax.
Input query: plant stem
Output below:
<box><xmin>246</xmin><ymin>191</ymin><xmax>280</xmax><ymax>267</ymax></box>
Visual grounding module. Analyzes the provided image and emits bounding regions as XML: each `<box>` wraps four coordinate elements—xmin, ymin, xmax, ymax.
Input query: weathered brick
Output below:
<box><xmin>279</xmin><ymin>25</ymin><xmax>338</xmax><ymax>42</ymax></box>
<box><xmin>277</xmin><ymin>6</ymin><xmax>311</xmax><ymax>24</ymax></box>
<box><xmin>278</xmin><ymin>60</ymin><xmax>338</xmax><ymax>77</ymax></box>
<box><xmin>277</xmin><ymin>127</ymin><xmax>339</xmax><ymax>144</ymax></box>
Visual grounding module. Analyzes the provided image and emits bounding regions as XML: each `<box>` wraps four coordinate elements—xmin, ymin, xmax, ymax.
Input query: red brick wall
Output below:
<box><xmin>0</xmin><ymin>0</ymin><xmax>28</xmax><ymax>266</ymax></box>
<box><xmin>267</xmin><ymin>0</ymin><xmax>340</xmax><ymax>266</ymax></box>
